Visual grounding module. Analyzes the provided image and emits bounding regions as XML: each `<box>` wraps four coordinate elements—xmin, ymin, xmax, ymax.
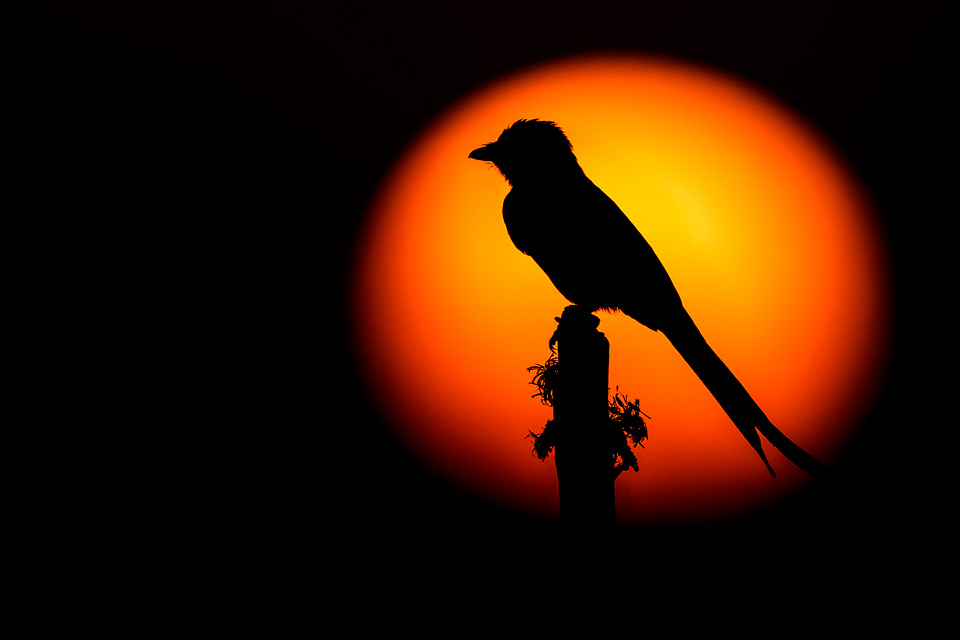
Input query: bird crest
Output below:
<box><xmin>469</xmin><ymin>118</ymin><xmax>579</xmax><ymax>185</ymax></box>
<box><xmin>495</xmin><ymin>118</ymin><xmax>574</xmax><ymax>153</ymax></box>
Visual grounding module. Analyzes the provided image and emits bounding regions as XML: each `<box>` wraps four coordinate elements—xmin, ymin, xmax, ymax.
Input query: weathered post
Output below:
<box><xmin>551</xmin><ymin>305</ymin><xmax>616</xmax><ymax>536</ymax></box>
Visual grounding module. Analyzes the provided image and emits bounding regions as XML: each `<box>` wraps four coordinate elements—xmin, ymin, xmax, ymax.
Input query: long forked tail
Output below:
<box><xmin>660</xmin><ymin>308</ymin><xmax>828</xmax><ymax>478</ymax></box>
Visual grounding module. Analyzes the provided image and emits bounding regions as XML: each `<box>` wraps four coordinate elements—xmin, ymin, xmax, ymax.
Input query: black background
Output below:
<box><xmin>8</xmin><ymin>0</ymin><xmax>948</xmax><ymax>608</ymax></box>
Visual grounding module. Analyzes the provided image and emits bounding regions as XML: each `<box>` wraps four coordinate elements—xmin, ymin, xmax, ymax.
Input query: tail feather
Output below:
<box><xmin>659</xmin><ymin>308</ymin><xmax>828</xmax><ymax>478</ymax></box>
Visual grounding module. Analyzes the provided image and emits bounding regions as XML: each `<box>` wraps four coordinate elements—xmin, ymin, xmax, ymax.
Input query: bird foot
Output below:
<box><xmin>549</xmin><ymin>305</ymin><xmax>601</xmax><ymax>350</ymax></box>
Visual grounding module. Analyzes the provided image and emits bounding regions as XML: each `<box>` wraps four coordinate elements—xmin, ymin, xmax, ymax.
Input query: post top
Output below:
<box><xmin>550</xmin><ymin>305</ymin><xmax>605</xmax><ymax>351</ymax></box>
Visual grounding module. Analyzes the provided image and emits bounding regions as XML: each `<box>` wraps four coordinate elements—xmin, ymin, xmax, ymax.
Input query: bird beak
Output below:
<box><xmin>468</xmin><ymin>143</ymin><xmax>497</xmax><ymax>161</ymax></box>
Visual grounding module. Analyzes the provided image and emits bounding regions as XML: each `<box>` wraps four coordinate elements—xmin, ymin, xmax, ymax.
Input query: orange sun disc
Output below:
<box><xmin>351</xmin><ymin>54</ymin><xmax>890</xmax><ymax>526</ymax></box>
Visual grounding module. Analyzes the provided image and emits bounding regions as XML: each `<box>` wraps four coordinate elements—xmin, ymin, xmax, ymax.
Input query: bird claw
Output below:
<box><xmin>549</xmin><ymin>322</ymin><xmax>561</xmax><ymax>352</ymax></box>
<box><xmin>549</xmin><ymin>305</ymin><xmax>602</xmax><ymax>350</ymax></box>
<box><xmin>550</xmin><ymin>305</ymin><xmax>601</xmax><ymax>350</ymax></box>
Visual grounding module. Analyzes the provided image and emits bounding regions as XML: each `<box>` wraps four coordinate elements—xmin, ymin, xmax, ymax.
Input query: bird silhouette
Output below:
<box><xmin>469</xmin><ymin>118</ymin><xmax>827</xmax><ymax>477</ymax></box>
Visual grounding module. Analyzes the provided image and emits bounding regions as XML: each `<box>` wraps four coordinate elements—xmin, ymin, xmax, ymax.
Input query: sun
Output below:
<box><xmin>350</xmin><ymin>53</ymin><xmax>890</xmax><ymax>526</ymax></box>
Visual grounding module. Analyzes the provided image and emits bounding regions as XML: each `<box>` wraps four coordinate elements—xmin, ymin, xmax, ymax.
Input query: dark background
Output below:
<box><xmin>8</xmin><ymin>1</ymin><xmax>947</xmax><ymax>602</ymax></box>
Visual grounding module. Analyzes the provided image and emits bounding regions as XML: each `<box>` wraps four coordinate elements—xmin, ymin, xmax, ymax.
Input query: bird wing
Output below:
<box><xmin>503</xmin><ymin>175</ymin><xmax>684</xmax><ymax>330</ymax></box>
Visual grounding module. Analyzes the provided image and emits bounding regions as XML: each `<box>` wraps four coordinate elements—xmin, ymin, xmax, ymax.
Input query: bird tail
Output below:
<box><xmin>659</xmin><ymin>308</ymin><xmax>828</xmax><ymax>478</ymax></box>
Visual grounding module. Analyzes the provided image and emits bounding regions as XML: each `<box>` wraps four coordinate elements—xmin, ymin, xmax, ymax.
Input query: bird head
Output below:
<box><xmin>469</xmin><ymin>119</ymin><xmax>580</xmax><ymax>185</ymax></box>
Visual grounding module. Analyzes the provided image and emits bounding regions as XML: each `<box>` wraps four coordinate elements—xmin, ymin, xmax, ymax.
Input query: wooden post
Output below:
<box><xmin>552</xmin><ymin>305</ymin><xmax>616</xmax><ymax>536</ymax></box>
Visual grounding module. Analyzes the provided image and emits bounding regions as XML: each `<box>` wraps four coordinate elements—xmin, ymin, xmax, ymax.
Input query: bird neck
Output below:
<box><xmin>504</xmin><ymin>161</ymin><xmax>585</xmax><ymax>188</ymax></box>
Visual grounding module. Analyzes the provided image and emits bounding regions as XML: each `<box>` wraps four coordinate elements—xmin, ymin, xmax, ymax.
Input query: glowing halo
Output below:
<box><xmin>351</xmin><ymin>54</ymin><xmax>890</xmax><ymax>526</ymax></box>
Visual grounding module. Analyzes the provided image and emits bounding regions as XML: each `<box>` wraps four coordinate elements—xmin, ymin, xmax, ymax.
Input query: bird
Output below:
<box><xmin>469</xmin><ymin>118</ymin><xmax>827</xmax><ymax>477</ymax></box>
